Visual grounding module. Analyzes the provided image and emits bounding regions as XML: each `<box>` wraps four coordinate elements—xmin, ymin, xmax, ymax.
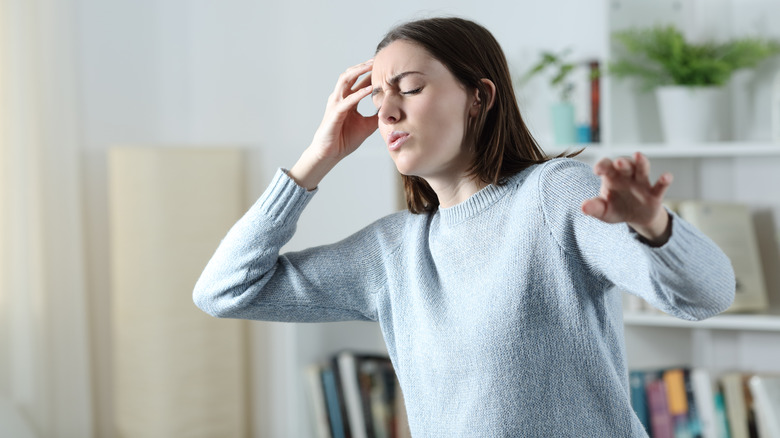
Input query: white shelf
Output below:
<box><xmin>623</xmin><ymin>311</ymin><xmax>780</xmax><ymax>332</ymax></box>
<box><xmin>546</xmin><ymin>142</ymin><xmax>780</xmax><ymax>159</ymax></box>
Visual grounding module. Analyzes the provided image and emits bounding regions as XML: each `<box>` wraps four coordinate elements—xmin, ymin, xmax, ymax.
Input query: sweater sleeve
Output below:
<box><xmin>193</xmin><ymin>168</ymin><xmax>395</xmax><ymax>322</ymax></box>
<box><xmin>537</xmin><ymin>158</ymin><xmax>736</xmax><ymax>321</ymax></box>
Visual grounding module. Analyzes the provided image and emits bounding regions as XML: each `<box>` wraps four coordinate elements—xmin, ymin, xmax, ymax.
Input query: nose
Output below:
<box><xmin>377</xmin><ymin>95</ymin><xmax>401</xmax><ymax>125</ymax></box>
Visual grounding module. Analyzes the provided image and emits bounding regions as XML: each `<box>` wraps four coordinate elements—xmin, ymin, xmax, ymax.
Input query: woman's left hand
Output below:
<box><xmin>581</xmin><ymin>152</ymin><xmax>673</xmax><ymax>246</ymax></box>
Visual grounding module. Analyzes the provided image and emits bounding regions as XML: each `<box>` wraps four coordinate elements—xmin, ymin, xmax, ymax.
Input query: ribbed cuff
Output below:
<box><xmin>255</xmin><ymin>168</ymin><xmax>318</xmax><ymax>225</ymax></box>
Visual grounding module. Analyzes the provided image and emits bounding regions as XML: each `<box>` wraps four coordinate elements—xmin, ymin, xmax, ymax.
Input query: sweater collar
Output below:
<box><xmin>436</xmin><ymin>168</ymin><xmax>530</xmax><ymax>226</ymax></box>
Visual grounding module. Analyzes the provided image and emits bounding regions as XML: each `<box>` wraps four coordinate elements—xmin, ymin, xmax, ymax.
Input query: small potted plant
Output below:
<box><xmin>610</xmin><ymin>25</ymin><xmax>780</xmax><ymax>143</ymax></box>
<box><xmin>519</xmin><ymin>49</ymin><xmax>579</xmax><ymax>145</ymax></box>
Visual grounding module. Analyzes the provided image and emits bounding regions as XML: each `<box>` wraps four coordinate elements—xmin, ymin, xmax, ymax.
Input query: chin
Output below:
<box><xmin>390</xmin><ymin>157</ymin><xmax>418</xmax><ymax>177</ymax></box>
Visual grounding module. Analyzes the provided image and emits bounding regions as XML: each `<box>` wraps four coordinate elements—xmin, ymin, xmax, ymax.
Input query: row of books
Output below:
<box><xmin>305</xmin><ymin>351</ymin><xmax>411</xmax><ymax>438</ymax></box>
<box><xmin>630</xmin><ymin>367</ymin><xmax>780</xmax><ymax>438</ymax></box>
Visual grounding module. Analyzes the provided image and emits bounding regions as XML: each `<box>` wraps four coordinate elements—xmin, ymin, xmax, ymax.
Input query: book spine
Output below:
<box><xmin>648</xmin><ymin>379</ymin><xmax>675</xmax><ymax>438</ymax></box>
<box><xmin>713</xmin><ymin>392</ymin><xmax>731</xmax><ymax>438</ymax></box>
<box><xmin>663</xmin><ymin>369</ymin><xmax>691</xmax><ymax>438</ymax></box>
<box><xmin>691</xmin><ymin>369</ymin><xmax>717</xmax><ymax>438</ymax></box>
<box><xmin>331</xmin><ymin>356</ymin><xmax>353</xmax><ymax>438</ymax></box>
<box><xmin>305</xmin><ymin>365</ymin><xmax>334</xmax><ymax>438</ymax></box>
<box><xmin>338</xmin><ymin>353</ymin><xmax>368</xmax><ymax>438</ymax></box>
<box><xmin>682</xmin><ymin>369</ymin><xmax>702</xmax><ymax>438</ymax></box>
<box><xmin>630</xmin><ymin>370</ymin><xmax>651</xmax><ymax>434</ymax></box>
<box><xmin>323</xmin><ymin>367</ymin><xmax>347</xmax><ymax>438</ymax></box>
<box><xmin>589</xmin><ymin>60</ymin><xmax>600</xmax><ymax>143</ymax></box>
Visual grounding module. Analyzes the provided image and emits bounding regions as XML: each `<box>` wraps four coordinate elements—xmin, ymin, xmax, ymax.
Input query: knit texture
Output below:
<box><xmin>194</xmin><ymin>158</ymin><xmax>735</xmax><ymax>437</ymax></box>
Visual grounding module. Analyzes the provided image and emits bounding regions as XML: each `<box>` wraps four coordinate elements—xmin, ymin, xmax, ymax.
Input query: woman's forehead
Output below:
<box><xmin>372</xmin><ymin>41</ymin><xmax>439</xmax><ymax>81</ymax></box>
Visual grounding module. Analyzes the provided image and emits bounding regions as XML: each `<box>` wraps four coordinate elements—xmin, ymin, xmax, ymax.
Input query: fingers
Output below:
<box><xmin>593</xmin><ymin>156</ymin><xmax>633</xmax><ymax>180</ymax></box>
<box><xmin>593</xmin><ymin>157</ymin><xmax>614</xmax><ymax>177</ymax></box>
<box><xmin>339</xmin><ymin>83</ymin><xmax>374</xmax><ymax>111</ymax></box>
<box><xmin>352</xmin><ymin>73</ymin><xmax>372</xmax><ymax>93</ymax></box>
<box><xmin>333</xmin><ymin>59</ymin><xmax>373</xmax><ymax>100</ymax></box>
<box><xmin>595</xmin><ymin>153</ymin><xmax>653</xmax><ymax>182</ymax></box>
<box><xmin>651</xmin><ymin>172</ymin><xmax>673</xmax><ymax>198</ymax></box>
<box><xmin>633</xmin><ymin>152</ymin><xmax>649</xmax><ymax>183</ymax></box>
<box><xmin>614</xmin><ymin>156</ymin><xmax>635</xmax><ymax>178</ymax></box>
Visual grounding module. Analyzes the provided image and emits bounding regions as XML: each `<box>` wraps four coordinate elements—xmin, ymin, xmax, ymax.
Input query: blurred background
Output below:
<box><xmin>2</xmin><ymin>0</ymin><xmax>778</xmax><ymax>437</ymax></box>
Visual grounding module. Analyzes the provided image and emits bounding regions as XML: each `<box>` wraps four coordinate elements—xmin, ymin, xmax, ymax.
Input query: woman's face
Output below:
<box><xmin>371</xmin><ymin>40</ymin><xmax>478</xmax><ymax>179</ymax></box>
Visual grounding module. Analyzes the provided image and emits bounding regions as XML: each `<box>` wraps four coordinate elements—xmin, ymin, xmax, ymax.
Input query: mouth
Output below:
<box><xmin>387</xmin><ymin>131</ymin><xmax>410</xmax><ymax>151</ymax></box>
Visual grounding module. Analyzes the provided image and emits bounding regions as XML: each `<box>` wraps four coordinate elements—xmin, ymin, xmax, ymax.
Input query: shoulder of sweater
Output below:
<box><xmin>499</xmin><ymin>158</ymin><xmax>595</xmax><ymax>202</ymax></box>
<box><xmin>357</xmin><ymin>208</ymin><xmax>424</xmax><ymax>254</ymax></box>
<box><xmin>534</xmin><ymin>157</ymin><xmax>592</xmax><ymax>181</ymax></box>
<box><xmin>529</xmin><ymin>157</ymin><xmax>598</xmax><ymax>197</ymax></box>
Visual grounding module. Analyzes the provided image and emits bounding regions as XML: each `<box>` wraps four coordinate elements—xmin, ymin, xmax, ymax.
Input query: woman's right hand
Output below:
<box><xmin>289</xmin><ymin>60</ymin><xmax>378</xmax><ymax>189</ymax></box>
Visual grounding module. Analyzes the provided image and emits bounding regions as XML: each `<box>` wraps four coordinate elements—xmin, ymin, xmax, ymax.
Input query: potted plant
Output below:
<box><xmin>519</xmin><ymin>49</ymin><xmax>579</xmax><ymax>145</ymax></box>
<box><xmin>610</xmin><ymin>25</ymin><xmax>780</xmax><ymax>143</ymax></box>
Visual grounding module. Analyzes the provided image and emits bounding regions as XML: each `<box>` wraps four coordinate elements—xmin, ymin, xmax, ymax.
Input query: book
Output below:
<box><xmin>630</xmin><ymin>370</ymin><xmax>651</xmax><ymax>433</ymax></box>
<box><xmin>691</xmin><ymin>368</ymin><xmax>719</xmax><ymax>438</ymax></box>
<box><xmin>306</xmin><ymin>364</ymin><xmax>334</xmax><ymax>438</ymax></box>
<box><xmin>672</xmin><ymin>200</ymin><xmax>768</xmax><ymax>313</ymax></box>
<box><xmin>682</xmin><ymin>369</ymin><xmax>703</xmax><ymax>438</ymax></box>
<box><xmin>322</xmin><ymin>366</ymin><xmax>348</xmax><ymax>438</ymax></box>
<box><xmin>748</xmin><ymin>375</ymin><xmax>780</xmax><ymax>438</ymax></box>
<box><xmin>663</xmin><ymin>368</ymin><xmax>694</xmax><ymax>438</ymax></box>
<box><xmin>571</xmin><ymin>59</ymin><xmax>602</xmax><ymax>144</ymax></box>
<box><xmin>648</xmin><ymin>377</ymin><xmax>676</xmax><ymax>438</ymax></box>
<box><xmin>720</xmin><ymin>373</ymin><xmax>754</xmax><ymax>438</ymax></box>
<box><xmin>589</xmin><ymin>60</ymin><xmax>601</xmax><ymax>143</ymax></box>
<box><xmin>337</xmin><ymin>351</ymin><xmax>368</xmax><ymax>438</ymax></box>
<box><xmin>713</xmin><ymin>392</ymin><xmax>732</xmax><ymax>438</ymax></box>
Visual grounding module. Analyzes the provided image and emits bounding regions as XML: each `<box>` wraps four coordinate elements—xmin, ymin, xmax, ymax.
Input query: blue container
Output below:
<box><xmin>551</xmin><ymin>102</ymin><xmax>576</xmax><ymax>145</ymax></box>
<box><xmin>577</xmin><ymin>124</ymin><xmax>591</xmax><ymax>144</ymax></box>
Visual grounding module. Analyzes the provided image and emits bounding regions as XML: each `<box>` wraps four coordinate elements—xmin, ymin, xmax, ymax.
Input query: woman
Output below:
<box><xmin>194</xmin><ymin>17</ymin><xmax>734</xmax><ymax>436</ymax></box>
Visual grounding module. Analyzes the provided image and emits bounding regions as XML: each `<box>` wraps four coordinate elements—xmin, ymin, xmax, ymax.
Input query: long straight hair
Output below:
<box><xmin>376</xmin><ymin>17</ymin><xmax>577</xmax><ymax>213</ymax></box>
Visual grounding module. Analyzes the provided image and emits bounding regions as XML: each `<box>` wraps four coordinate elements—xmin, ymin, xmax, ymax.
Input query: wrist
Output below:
<box><xmin>288</xmin><ymin>147</ymin><xmax>340</xmax><ymax>191</ymax></box>
<box><xmin>629</xmin><ymin>209</ymin><xmax>672</xmax><ymax>247</ymax></box>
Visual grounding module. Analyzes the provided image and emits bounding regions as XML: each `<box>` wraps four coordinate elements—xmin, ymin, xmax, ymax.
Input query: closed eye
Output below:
<box><xmin>401</xmin><ymin>88</ymin><xmax>422</xmax><ymax>95</ymax></box>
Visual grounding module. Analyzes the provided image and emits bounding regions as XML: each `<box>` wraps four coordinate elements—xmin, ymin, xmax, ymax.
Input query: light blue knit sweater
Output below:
<box><xmin>194</xmin><ymin>158</ymin><xmax>735</xmax><ymax>437</ymax></box>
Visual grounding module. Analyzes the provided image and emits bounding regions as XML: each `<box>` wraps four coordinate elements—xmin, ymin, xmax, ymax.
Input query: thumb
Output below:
<box><xmin>582</xmin><ymin>198</ymin><xmax>608</xmax><ymax>221</ymax></box>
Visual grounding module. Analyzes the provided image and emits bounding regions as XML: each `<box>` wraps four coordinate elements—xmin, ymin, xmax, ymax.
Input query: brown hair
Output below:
<box><xmin>376</xmin><ymin>17</ymin><xmax>577</xmax><ymax>213</ymax></box>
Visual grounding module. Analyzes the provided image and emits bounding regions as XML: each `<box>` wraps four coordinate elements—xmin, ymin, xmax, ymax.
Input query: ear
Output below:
<box><xmin>469</xmin><ymin>78</ymin><xmax>497</xmax><ymax>117</ymax></box>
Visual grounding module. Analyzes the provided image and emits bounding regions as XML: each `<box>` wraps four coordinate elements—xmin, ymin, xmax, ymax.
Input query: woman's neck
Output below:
<box><xmin>426</xmin><ymin>174</ymin><xmax>489</xmax><ymax>209</ymax></box>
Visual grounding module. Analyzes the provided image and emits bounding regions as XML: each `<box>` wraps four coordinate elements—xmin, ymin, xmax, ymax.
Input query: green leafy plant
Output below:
<box><xmin>519</xmin><ymin>49</ymin><xmax>578</xmax><ymax>102</ymax></box>
<box><xmin>610</xmin><ymin>25</ymin><xmax>780</xmax><ymax>91</ymax></box>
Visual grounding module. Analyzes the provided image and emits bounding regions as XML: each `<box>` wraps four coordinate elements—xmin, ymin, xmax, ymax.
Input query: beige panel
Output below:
<box><xmin>109</xmin><ymin>147</ymin><xmax>248</xmax><ymax>438</ymax></box>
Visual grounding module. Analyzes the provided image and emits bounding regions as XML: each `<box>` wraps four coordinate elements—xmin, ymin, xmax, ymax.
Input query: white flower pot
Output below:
<box><xmin>655</xmin><ymin>86</ymin><xmax>725</xmax><ymax>144</ymax></box>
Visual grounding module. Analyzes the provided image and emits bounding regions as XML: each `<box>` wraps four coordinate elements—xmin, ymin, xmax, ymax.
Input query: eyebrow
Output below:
<box><xmin>371</xmin><ymin>71</ymin><xmax>424</xmax><ymax>96</ymax></box>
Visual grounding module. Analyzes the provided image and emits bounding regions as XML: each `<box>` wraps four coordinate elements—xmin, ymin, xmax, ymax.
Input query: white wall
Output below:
<box><xmin>74</xmin><ymin>1</ymin><xmax>608</xmax><ymax>436</ymax></box>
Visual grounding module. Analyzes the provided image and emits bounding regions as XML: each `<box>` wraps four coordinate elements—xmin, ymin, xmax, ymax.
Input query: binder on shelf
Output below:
<box><xmin>670</xmin><ymin>200</ymin><xmax>769</xmax><ymax>314</ymax></box>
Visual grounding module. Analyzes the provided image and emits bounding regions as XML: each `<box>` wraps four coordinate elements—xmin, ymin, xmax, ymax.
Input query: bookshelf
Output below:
<box><xmin>594</xmin><ymin>0</ymin><xmax>780</xmax><ymax>379</ymax></box>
